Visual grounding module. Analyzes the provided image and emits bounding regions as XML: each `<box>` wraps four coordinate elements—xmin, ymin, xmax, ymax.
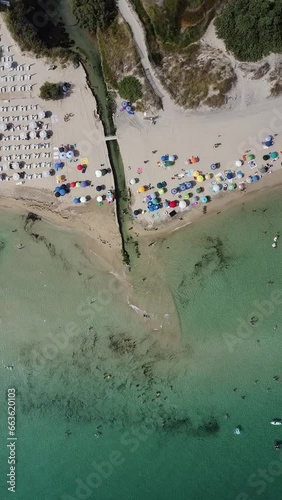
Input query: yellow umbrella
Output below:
<box><xmin>138</xmin><ymin>186</ymin><xmax>146</xmax><ymax>193</ymax></box>
<box><xmin>193</xmin><ymin>170</ymin><xmax>200</xmax><ymax>177</ymax></box>
<box><xmin>197</xmin><ymin>175</ymin><xmax>204</xmax><ymax>183</ymax></box>
<box><xmin>215</xmin><ymin>176</ymin><xmax>221</xmax><ymax>183</ymax></box>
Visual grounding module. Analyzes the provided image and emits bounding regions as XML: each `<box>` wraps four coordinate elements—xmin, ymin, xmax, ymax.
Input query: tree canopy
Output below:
<box><xmin>215</xmin><ymin>0</ymin><xmax>282</xmax><ymax>61</ymax></box>
<box><xmin>72</xmin><ymin>0</ymin><xmax>117</xmax><ymax>33</ymax></box>
<box><xmin>118</xmin><ymin>76</ymin><xmax>143</xmax><ymax>103</ymax></box>
<box><xmin>39</xmin><ymin>82</ymin><xmax>60</xmax><ymax>100</ymax></box>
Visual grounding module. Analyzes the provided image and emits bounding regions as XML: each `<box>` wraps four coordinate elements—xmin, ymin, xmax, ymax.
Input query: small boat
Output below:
<box><xmin>274</xmin><ymin>441</ymin><xmax>282</xmax><ymax>450</ymax></box>
<box><xmin>272</xmin><ymin>242</ymin><xmax>277</xmax><ymax>248</ymax></box>
<box><xmin>17</xmin><ymin>243</ymin><xmax>25</xmax><ymax>250</ymax></box>
<box><xmin>234</xmin><ymin>427</ymin><xmax>241</xmax><ymax>435</ymax></box>
<box><xmin>271</xmin><ymin>420</ymin><xmax>282</xmax><ymax>426</ymax></box>
<box><xmin>4</xmin><ymin>365</ymin><xmax>13</xmax><ymax>370</ymax></box>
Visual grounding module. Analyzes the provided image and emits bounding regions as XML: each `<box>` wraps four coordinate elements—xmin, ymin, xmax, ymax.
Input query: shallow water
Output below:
<box><xmin>1</xmin><ymin>191</ymin><xmax>282</xmax><ymax>500</ymax></box>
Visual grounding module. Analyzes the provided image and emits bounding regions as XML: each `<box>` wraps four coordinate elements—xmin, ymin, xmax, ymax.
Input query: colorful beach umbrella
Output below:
<box><xmin>196</xmin><ymin>187</ymin><xmax>202</xmax><ymax>194</ymax></box>
<box><xmin>169</xmin><ymin>200</ymin><xmax>177</xmax><ymax>208</ymax></box>
<box><xmin>80</xmin><ymin>181</ymin><xmax>88</xmax><ymax>187</ymax></box>
<box><xmin>70</xmin><ymin>182</ymin><xmax>76</xmax><ymax>188</ymax></box>
<box><xmin>73</xmin><ymin>197</ymin><xmax>80</xmax><ymax>204</ymax></box>
<box><xmin>179</xmin><ymin>200</ymin><xmax>186</xmax><ymax>209</ymax></box>
<box><xmin>158</xmin><ymin>188</ymin><xmax>165</xmax><ymax>195</ymax></box>
<box><xmin>229</xmin><ymin>183</ymin><xmax>236</xmax><ymax>190</ymax></box>
<box><xmin>201</xmin><ymin>196</ymin><xmax>208</xmax><ymax>203</ymax></box>
<box><xmin>193</xmin><ymin>170</ymin><xmax>200</xmax><ymax>177</ymax></box>
<box><xmin>205</xmin><ymin>173</ymin><xmax>212</xmax><ymax>180</ymax></box>
<box><xmin>270</xmin><ymin>151</ymin><xmax>278</xmax><ymax>159</ymax></box>
<box><xmin>59</xmin><ymin>188</ymin><xmax>66</xmax><ymax>196</ymax></box>
<box><xmin>171</xmin><ymin>188</ymin><xmax>178</xmax><ymax>195</ymax></box>
<box><xmin>77</xmin><ymin>164</ymin><xmax>84</xmax><ymax>171</ymax></box>
<box><xmin>197</xmin><ymin>175</ymin><xmax>204</xmax><ymax>183</ymax></box>
<box><xmin>138</xmin><ymin>186</ymin><xmax>146</xmax><ymax>193</ymax></box>
<box><xmin>210</xmin><ymin>164</ymin><xmax>217</xmax><ymax>170</ymax></box>
<box><xmin>247</xmin><ymin>154</ymin><xmax>255</xmax><ymax>161</ymax></box>
<box><xmin>157</xmin><ymin>182</ymin><xmax>163</xmax><ymax>189</ymax></box>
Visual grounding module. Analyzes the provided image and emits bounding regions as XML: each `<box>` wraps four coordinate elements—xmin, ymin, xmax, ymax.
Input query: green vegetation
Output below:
<box><xmin>39</xmin><ymin>82</ymin><xmax>60</xmax><ymax>100</ymax></box>
<box><xmin>4</xmin><ymin>0</ymin><xmax>78</xmax><ymax>64</ymax></box>
<box><xmin>216</xmin><ymin>0</ymin><xmax>282</xmax><ymax>61</ymax></box>
<box><xmin>118</xmin><ymin>76</ymin><xmax>143</xmax><ymax>103</ymax></box>
<box><xmin>98</xmin><ymin>16</ymin><xmax>161</xmax><ymax>110</ymax></box>
<box><xmin>72</xmin><ymin>0</ymin><xmax>117</xmax><ymax>32</ymax></box>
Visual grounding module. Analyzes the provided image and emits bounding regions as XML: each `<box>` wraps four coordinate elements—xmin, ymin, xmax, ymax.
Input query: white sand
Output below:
<box><xmin>116</xmin><ymin>93</ymin><xmax>282</xmax><ymax>228</ymax></box>
<box><xmin>0</xmin><ymin>17</ymin><xmax>115</xmax><ymax>212</ymax></box>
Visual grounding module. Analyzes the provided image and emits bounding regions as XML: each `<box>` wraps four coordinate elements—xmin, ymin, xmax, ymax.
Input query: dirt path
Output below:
<box><xmin>118</xmin><ymin>0</ymin><xmax>176</xmax><ymax>111</ymax></box>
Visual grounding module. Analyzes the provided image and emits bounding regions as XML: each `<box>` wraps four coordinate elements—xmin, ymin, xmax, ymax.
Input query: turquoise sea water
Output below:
<box><xmin>1</xmin><ymin>191</ymin><xmax>282</xmax><ymax>500</ymax></box>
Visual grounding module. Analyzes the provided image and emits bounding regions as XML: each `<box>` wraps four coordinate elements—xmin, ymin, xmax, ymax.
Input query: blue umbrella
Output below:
<box><xmin>252</xmin><ymin>175</ymin><xmax>260</xmax><ymax>182</ymax></box>
<box><xmin>161</xmin><ymin>155</ymin><xmax>169</xmax><ymax>162</ymax></box>
<box><xmin>149</xmin><ymin>205</ymin><xmax>154</xmax><ymax>212</ymax></box>
<box><xmin>210</xmin><ymin>164</ymin><xmax>217</xmax><ymax>170</ymax></box>
<box><xmin>265</xmin><ymin>141</ymin><xmax>272</xmax><ymax>147</ymax></box>
<box><xmin>73</xmin><ymin>197</ymin><xmax>80</xmax><ymax>204</ymax></box>
<box><xmin>153</xmin><ymin>204</ymin><xmax>160</xmax><ymax>210</ymax></box>
<box><xmin>162</xmin><ymin>181</ymin><xmax>167</xmax><ymax>187</ymax></box>
<box><xmin>134</xmin><ymin>209</ymin><xmax>140</xmax><ymax>216</ymax></box>
<box><xmin>163</xmin><ymin>201</ymin><xmax>169</xmax><ymax>207</ymax></box>
<box><xmin>201</xmin><ymin>196</ymin><xmax>208</xmax><ymax>203</ymax></box>
<box><xmin>55</xmin><ymin>186</ymin><xmax>61</xmax><ymax>193</ymax></box>
<box><xmin>55</xmin><ymin>162</ymin><xmax>62</xmax><ymax>170</ymax></box>
<box><xmin>179</xmin><ymin>184</ymin><xmax>186</xmax><ymax>191</ymax></box>
<box><xmin>226</xmin><ymin>172</ymin><xmax>233</xmax><ymax>179</ymax></box>
<box><xmin>265</xmin><ymin>135</ymin><xmax>272</xmax><ymax>143</ymax></box>
<box><xmin>80</xmin><ymin>180</ymin><xmax>88</xmax><ymax>188</ymax></box>
<box><xmin>171</xmin><ymin>188</ymin><xmax>178</xmax><ymax>195</ymax></box>
<box><xmin>96</xmin><ymin>185</ymin><xmax>102</xmax><ymax>191</ymax></box>
<box><xmin>121</xmin><ymin>101</ymin><xmax>128</xmax><ymax>109</ymax></box>
<box><xmin>59</xmin><ymin>188</ymin><xmax>66</xmax><ymax>196</ymax></box>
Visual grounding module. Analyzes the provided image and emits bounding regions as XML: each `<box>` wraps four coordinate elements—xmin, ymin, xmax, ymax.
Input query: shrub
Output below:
<box><xmin>216</xmin><ymin>0</ymin><xmax>282</xmax><ymax>62</ymax></box>
<box><xmin>72</xmin><ymin>0</ymin><xmax>117</xmax><ymax>33</ymax></box>
<box><xmin>39</xmin><ymin>82</ymin><xmax>60</xmax><ymax>100</ymax></box>
<box><xmin>118</xmin><ymin>76</ymin><xmax>143</xmax><ymax>103</ymax></box>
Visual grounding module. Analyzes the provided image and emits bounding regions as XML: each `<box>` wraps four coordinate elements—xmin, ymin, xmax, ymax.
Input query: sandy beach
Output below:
<box><xmin>116</xmin><ymin>93</ymin><xmax>282</xmax><ymax>233</ymax></box>
<box><xmin>2</xmin><ymin>10</ymin><xmax>282</xmax><ymax>263</ymax></box>
<box><xmin>0</xmin><ymin>17</ymin><xmax>121</xmax><ymax>264</ymax></box>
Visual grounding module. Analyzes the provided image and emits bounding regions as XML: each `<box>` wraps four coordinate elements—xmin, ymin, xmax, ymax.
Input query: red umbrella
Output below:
<box><xmin>77</xmin><ymin>164</ymin><xmax>83</xmax><ymax>171</ymax></box>
<box><xmin>70</xmin><ymin>181</ymin><xmax>76</xmax><ymax>188</ymax></box>
<box><xmin>169</xmin><ymin>200</ymin><xmax>177</xmax><ymax>208</ymax></box>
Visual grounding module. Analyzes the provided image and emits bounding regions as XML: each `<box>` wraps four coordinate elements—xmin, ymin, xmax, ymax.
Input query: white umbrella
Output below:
<box><xmin>4</xmin><ymin>61</ymin><xmax>11</xmax><ymax>70</ymax></box>
<box><xmin>20</xmin><ymin>132</ymin><xmax>27</xmax><ymax>140</ymax></box>
<box><xmin>81</xmin><ymin>196</ymin><xmax>87</xmax><ymax>203</ymax></box>
<box><xmin>0</xmin><ymin>123</ymin><xmax>6</xmax><ymax>131</ymax></box>
<box><xmin>38</xmin><ymin>111</ymin><xmax>45</xmax><ymax>119</ymax></box>
<box><xmin>12</xmin><ymin>162</ymin><xmax>19</xmax><ymax>169</ymax></box>
<box><xmin>39</xmin><ymin>130</ymin><xmax>47</xmax><ymax>139</ymax></box>
<box><xmin>235</xmin><ymin>160</ymin><xmax>243</xmax><ymax>167</ymax></box>
<box><xmin>213</xmin><ymin>184</ymin><xmax>220</xmax><ymax>192</ymax></box>
<box><xmin>29</xmin><ymin>131</ymin><xmax>36</xmax><ymax>139</ymax></box>
<box><xmin>13</xmin><ymin>173</ymin><xmax>20</xmax><ymax>180</ymax></box>
<box><xmin>59</xmin><ymin>152</ymin><xmax>67</xmax><ymax>160</ymax></box>
<box><xmin>29</xmin><ymin>121</ymin><xmax>37</xmax><ymax>130</ymax></box>
<box><xmin>129</xmin><ymin>178</ymin><xmax>136</xmax><ymax>185</ymax></box>
<box><xmin>96</xmin><ymin>196</ymin><xmax>103</xmax><ymax>202</ymax></box>
<box><xmin>66</xmin><ymin>150</ymin><xmax>74</xmax><ymax>159</ymax></box>
<box><xmin>3</xmin><ymin>165</ymin><xmax>8</xmax><ymax>170</ymax></box>
<box><xmin>95</xmin><ymin>170</ymin><xmax>102</xmax><ymax>178</ymax></box>
<box><xmin>179</xmin><ymin>200</ymin><xmax>186</xmax><ymax>209</ymax></box>
<box><xmin>43</xmin><ymin>170</ymin><xmax>49</xmax><ymax>178</ymax></box>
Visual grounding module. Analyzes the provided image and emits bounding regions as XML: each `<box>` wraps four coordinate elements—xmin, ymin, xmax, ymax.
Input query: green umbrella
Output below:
<box><xmin>247</xmin><ymin>154</ymin><xmax>255</xmax><ymax>161</ymax></box>
<box><xmin>229</xmin><ymin>183</ymin><xmax>236</xmax><ymax>190</ymax></box>
<box><xmin>184</xmin><ymin>193</ymin><xmax>189</xmax><ymax>200</ymax></box>
<box><xmin>196</xmin><ymin>187</ymin><xmax>202</xmax><ymax>194</ymax></box>
<box><xmin>158</xmin><ymin>188</ymin><xmax>165</xmax><ymax>195</ymax></box>
<box><xmin>270</xmin><ymin>151</ymin><xmax>278</xmax><ymax>159</ymax></box>
<box><xmin>157</xmin><ymin>182</ymin><xmax>163</xmax><ymax>189</ymax></box>
<box><xmin>152</xmin><ymin>198</ymin><xmax>159</xmax><ymax>205</ymax></box>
